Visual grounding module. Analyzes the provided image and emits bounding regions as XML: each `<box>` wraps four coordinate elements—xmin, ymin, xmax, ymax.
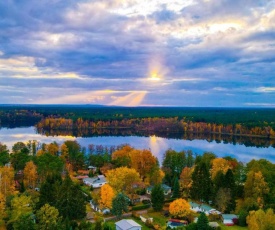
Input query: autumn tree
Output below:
<box><xmin>210</xmin><ymin>158</ymin><xmax>231</xmax><ymax>179</ymax></box>
<box><xmin>0</xmin><ymin>166</ymin><xmax>15</xmax><ymax>197</ymax></box>
<box><xmin>23</xmin><ymin>161</ymin><xmax>38</xmax><ymax>189</ymax></box>
<box><xmin>0</xmin><ymin>192</ymin><xmax>6</xmax><ymax>226</ymax></box>
<box><xmin>100</xmin><ymin>184</ymin><xmax>115</xmax><ymax>209</ymax></box>
<box><xmin>246</xmin><ymin>209</ymin><xmax>275</xmax><ymax>230</ymax></box>
<box><xmin>60</xmin><ymin>143</ymin><xmax>69</xmax><ymax>162</ymax></box>
<box><xmin>106</xmin><ymin>167</ymin><xmax>141</xmax><ymax>196</ymax></box>
<box><xmin>46</xmin><ymin>142</ymin><xmax>59</xmax><ymax>156</ymax></box>
<box><xmin>8</xmin><ymin>195</ymin><xmax>33</xmax><ymax>228</ymax></box>
<box><xmin>180</xmin><ymin>167</ymin><xmax>193</xmax><ymax>198</ymax></box>
<box><xmin>111</xmin><ymin>145</ymin><xmax>132</xmax><ymax>167</ymax></box>
<box><xmin>151</xmin><ymin>184</ymin><xmax>165</xmax><ymax>211</ymax></box>
<box><xmin>111</xmin><ymin>193</ymin><xmax>129</xmax><ymax>219</ymax></box>
<box><xmin>169</xmin><ymin>198</ymin><xmax>192</xmax><ymax>218</ymax></box>
<box><xmin>244</xmin><ymin>171</ymin><xmax>269</xmax><ymax>209</ymax></box>
<box><xmin>130</xmin><ymin>149</ymin><xmax>158</xmax><ymax>182</ymax></box>
<box><xmin>149</xmin><ymin>166</ymin><xmax>165</xmax><ymax>185</ymax></box>
<box><xmin>36</xmin><ymin>204</ymin><xmax>61</xmax><ymax>230</ymax></box>
<box><xmin>215</xmin><ymin>188</ymin><xmax>231</xmax><ymax>213</ymax></box>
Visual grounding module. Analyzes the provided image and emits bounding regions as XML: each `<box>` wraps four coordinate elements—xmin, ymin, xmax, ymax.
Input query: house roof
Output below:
<box><xmin>147</xmin><ymin>184</ymin><xmax>171</xmax><ymax>191</ymax></box>
<box><xmin>115</xmin><ymin>219</ymin><xmax>141</xmax><ymax>230</ymax></box>
<box><xmin>83</xmin><ymin>175</ymin><xmax>106</xmax><ymax>184</ymax></box>
<box><xmin>222</xmin><ymin>214</ymin><xmax>238</xmax><ymax>220</ymax></box>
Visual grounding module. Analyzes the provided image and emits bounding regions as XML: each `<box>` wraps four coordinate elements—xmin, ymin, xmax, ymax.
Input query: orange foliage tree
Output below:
<box><xmin>211</xmin><ymin>158</ymin><xmax>231</xmax><ymax>179</ymax></box>
<box><xmin>180</xmin><ymin>167</ymin><xmax>193</xmax><ymax>197</ymax></box>
<box><xmin>99</xmin><ymin>184</ymin><xmax>115</xmax><ymax>209</ymax></box>
<box><xmin>0</xmin><ymin>166</ymin><xmax>15</xmax><ymax>197</ymax></box>
<box><xmin>169</xmin><ymin>198</ymin><xmax>192</xmax><ymax>218</ymax></box>
<box><xmin>23</xmin><ymin>161</ymin><xmax>38</xmax><ymax>189</ymax></box>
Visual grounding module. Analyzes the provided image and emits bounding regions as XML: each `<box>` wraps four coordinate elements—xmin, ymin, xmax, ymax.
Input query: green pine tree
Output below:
<box><xmin>56</xmin><ymin>175</ymin><xmax>86</xmax><ymax>220</ymax></box>
<box><xmin>151</xmin><ymin>184</ymin><xmax>165</xmax><ymax>211</ymax></box>
<box><xmin>197</xmin><ymin>212</ymin><xmax>209</xmax><ymax>230</ymax></box>
<box><xmin>190</xmin><ymin>162</ymin><xmax>212</xmax><ymax>203</ymax></box>
<box><xmin>111</xmin><ymin>193</ymin><xmax>129</xmax><ymax>219</ymax></box>
<box><xmin>172</xmin><ymin>178</ymin><xmax>180</xmax><ymax>198</ymax></box>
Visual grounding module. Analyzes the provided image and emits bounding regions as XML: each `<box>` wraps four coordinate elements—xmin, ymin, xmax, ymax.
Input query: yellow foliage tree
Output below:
<box><xmin>169</xmin><ymin>198</ymin><xmax>192</xmax><ymax>218</ymax></box>
<box><xmin>46</xmin><ymin>143</ymin><xmax>59</xmax><ymax>156</ymax></box>
<box><xmin>247</xmin><ymin>209</ymin><xmax>275</xmax><ymax>230</ymax></box>
<box><xmin>23</xmin><ymin>161</ymin><xmax>38</xmax><ymax>189</ymax></box>
<box><xmin>180</xmin><ymin>167</ymin><xmax>193</xmax><ymax>197</ymax></box>
<box><xmin>9</xmin><ymin>195</ymin><xmax>33</xmax><ymax>224</ymax></box>
<box><xmin>36</xmin><ymin>149</ymin><xmax>45</xmax><ymax>156</ymax></box>
<box><xmin>149</xmin><ymin>168</ymin><xmax>165</xmax><ymax>185</ymax></box>
<box><xmin>211</xmin><ymin>158</ymin><xmax>231</xmax><ymax>179</ymax></box>
<box><xmin>60</xmin><ymin>143</ymin><xmax>69</xmax><ymax>162</ymax></box>
<box><xmin>106</xmin><ymin>167</ymin><xmax>141</xmax><ymax>196</ymax></box>
<box><xmin>244</xmin><ymin>171</ymin><xmax>269</xmax><ymax>208</ymax></box>
<box><xmin>99</xmin><ymin>184</ymin><xmax>115</xmax><ymax>209</ymax></box>
<box><xmin>0</xmin><ymin>166</ymin><xmax>15</xmax><ymax>197</ymax></box>
<box><xmin>0</xmin><ymin>192</ymin><xmax>6</xmax><ymax>225</ymax></box>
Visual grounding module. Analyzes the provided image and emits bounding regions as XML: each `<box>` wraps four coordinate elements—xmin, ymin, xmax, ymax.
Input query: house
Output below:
<box><xmin>115</xmin><ymin>219</ymin><xmax>141</xmax><ymax>230</ymax></box>
<box><xmin>83</xmin><ymin>175</ymin><xmax>107</xmax><ymax>188</ymax></box>
<box><xmin>88</xmin><ymin>165</ymin><xmax>97</xmax><ymax>173</ymax></box>
<box><xmin>89</xmin><ymin>200</ymin><xmax>110</xmax><ymax>214</ymax></box>
<box><xmin>222</xmin><ymin>214</ymin><xmax>238</xmax><ymax>226</ymax></box>
<box><xmin>146</xmin><ymin>184</ymin><xmax>171</xmax><ymax>195</ymax></box>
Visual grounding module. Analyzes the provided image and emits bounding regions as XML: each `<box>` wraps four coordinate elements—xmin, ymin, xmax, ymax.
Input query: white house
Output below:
<box><xmin>222</xmin><ymin>214</ymin><xmax>238</xmax><ymax>226</ymax></box>
<box><xmin>83</xmin><ymin>175</ymin><xmax>107</xmax><ymax>188</ymax></box>
<box><xmin>115</xmin><ymin>219</ymin><xmax>141</xmax><ymax>230</ymax></box>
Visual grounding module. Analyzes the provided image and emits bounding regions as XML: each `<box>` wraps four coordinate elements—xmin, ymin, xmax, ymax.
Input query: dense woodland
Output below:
<box><xmin>0</xmin><ymin>140</ymin><xmax>275</xmax><ymax>229</ymax></box>
<box><xmin>1</xmin><ymin>105</ymin><xmax>275</xmax><ymax>129</ymax></box>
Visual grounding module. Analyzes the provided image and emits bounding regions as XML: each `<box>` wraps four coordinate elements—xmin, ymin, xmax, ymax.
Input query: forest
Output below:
<box><xmin>0</xmin><ymin>139</ymin><xmax>275</xmax><ymax>229</ymax></box>
<box><xmin>1</xmin><ymin>105</ymin><xmax>275</xmax><ymax>129</ymax></box>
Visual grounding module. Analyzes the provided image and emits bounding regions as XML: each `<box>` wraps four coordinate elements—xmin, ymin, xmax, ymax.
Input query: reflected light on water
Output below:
<box><xmin>0</xmin><ymin>127</ymin><xmax>275</xmax><ymax>163</ymax></box>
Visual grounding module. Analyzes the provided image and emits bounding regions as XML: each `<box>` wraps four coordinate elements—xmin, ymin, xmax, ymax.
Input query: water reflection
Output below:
<box><xmin>0</xmin><ymin>127</ymin><xmax>275</xmax><ymax>163</ymax></box>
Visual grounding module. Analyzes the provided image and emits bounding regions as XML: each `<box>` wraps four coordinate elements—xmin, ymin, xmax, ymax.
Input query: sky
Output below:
<box><xmin>0</xmin><ymin>0</ymin><xmax>275</xmax><ymax>107</ymax></box>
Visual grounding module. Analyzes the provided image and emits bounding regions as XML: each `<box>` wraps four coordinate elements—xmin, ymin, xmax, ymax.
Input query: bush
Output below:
<box><xmin>238</xmin><ymin>210</ymin><xmax>248</xmax><ymax>226</ymax></box>
<box><xmin>131</xmin><ymin>204</ymin><xmax>151</xmax><ymax>210</ymax></box>
<box><xmin>186</xmin><ymin>223</ymin><xmax>197</xmax><ymax>230</ymax></box>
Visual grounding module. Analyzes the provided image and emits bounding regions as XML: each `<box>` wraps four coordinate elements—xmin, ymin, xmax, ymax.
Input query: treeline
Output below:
<box><xmin>1</xmin><ymin>105</ymin><xmax>275</xmax><ymax>129</ymax></box>
<box><xmin>36</xmin><ymin>117</ymin><xmax>275</xmax><ymax>139</ymax></box>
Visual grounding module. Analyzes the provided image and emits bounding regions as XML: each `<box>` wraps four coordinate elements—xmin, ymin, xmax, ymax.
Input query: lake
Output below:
<box><xmin>0</xmin><ymin>126</ymin><xmax>275</xmax><ymax>163</ymax></box>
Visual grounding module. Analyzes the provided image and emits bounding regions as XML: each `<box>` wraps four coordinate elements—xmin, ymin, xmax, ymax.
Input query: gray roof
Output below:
<box><xmin>116</xmin><ymin>219</ymin><xmax>141</xmax><ymax>230</ymax></box>
<box><xmin>83</xmin><ymin>175</ymin><xmax>106</xmax><ymax>184</ymax></box>
<box><xmin>222</xmin><ymin>214</ymin><xmax>238</xmax><ymax>220</ymax></box>
<box><xmin>147</xmin><ymin>184</ymin><xmax>171</xmax><ymax>191</ymax></box>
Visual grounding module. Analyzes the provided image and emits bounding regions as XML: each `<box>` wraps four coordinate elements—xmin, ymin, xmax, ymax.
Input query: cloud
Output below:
<box><xmin>0</xmin><ymin>0</ymin><xmax>275</xmax><ymax>106</ymax></box>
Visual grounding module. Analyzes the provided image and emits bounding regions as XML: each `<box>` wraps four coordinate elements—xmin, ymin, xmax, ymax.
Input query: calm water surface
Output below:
<box><xmin>0</xmin><ymin>127</ymin><xmax>275</xmax><ymax>163</ymax></box>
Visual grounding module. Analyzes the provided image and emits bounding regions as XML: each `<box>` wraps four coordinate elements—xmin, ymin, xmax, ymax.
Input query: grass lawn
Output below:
<box><xmin>146</xmin><ymin>211</ymin><xmax>169</xmax><ymax>227</ymax></box>
<box><xmin>220</xmin><ymin>225</ymin><xmax>248</xmax><ymax>230</ymax></box>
